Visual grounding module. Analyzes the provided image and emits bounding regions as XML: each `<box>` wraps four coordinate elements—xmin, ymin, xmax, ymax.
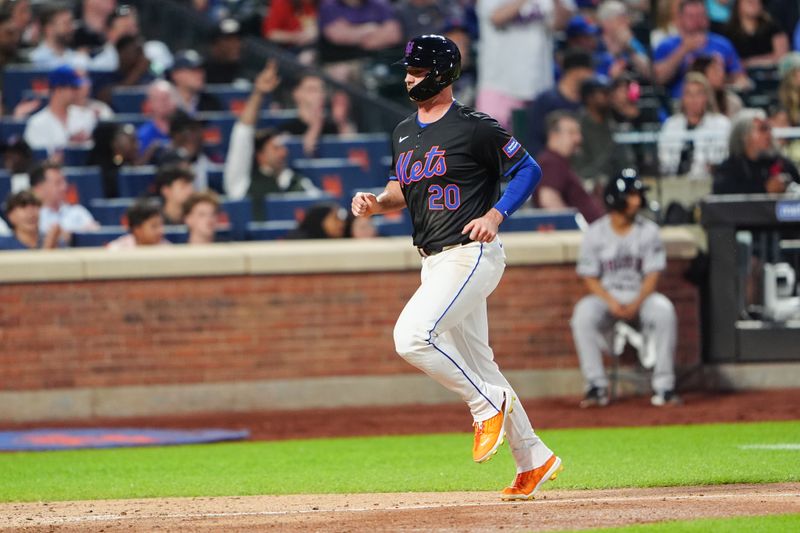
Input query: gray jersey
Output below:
<box><xmin>577</xmin><ymin>214</ymin><xmax>666</xmax><ymax>303</ymax></box>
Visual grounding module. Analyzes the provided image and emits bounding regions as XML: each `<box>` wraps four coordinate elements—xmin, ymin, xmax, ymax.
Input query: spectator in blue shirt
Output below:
<box><xmin>596</xmin><ymin>0</ymin><xmax>652</xmax><ymax>81</ymax></box>
<box><xmin>653</xmin><ymin>0</ymin><xmax>750</xmax><ymax>98</ymax></box>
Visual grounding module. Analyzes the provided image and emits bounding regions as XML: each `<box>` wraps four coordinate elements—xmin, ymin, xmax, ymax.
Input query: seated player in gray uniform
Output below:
<box><xmin>570</xmin><ymin>169</ymin><xmax>681</xmax><ymax>408</ymax></box>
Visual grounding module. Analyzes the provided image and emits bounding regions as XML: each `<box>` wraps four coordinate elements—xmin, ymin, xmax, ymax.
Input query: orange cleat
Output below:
<box><xmin>501</xmin><ymin>454</ymin><xmax>563</xmax><ymax>501</ymax></box>
<box><xmin>472</xmin><ymin>391</ymin><xmax>514</xmax><ymax>463</ymax></box>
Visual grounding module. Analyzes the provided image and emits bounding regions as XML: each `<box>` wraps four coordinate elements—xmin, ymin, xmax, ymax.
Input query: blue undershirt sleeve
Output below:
<box><xmin>493</xmin><ymin>155</ymin><xmax>541</xmax><ymax>219</ymax></box>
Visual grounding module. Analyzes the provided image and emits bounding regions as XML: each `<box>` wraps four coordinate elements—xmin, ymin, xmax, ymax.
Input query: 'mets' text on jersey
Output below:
<box><xmin>390</xmin><ymin>102</ymin><xmax>528</xmax><ymax>250</ymax></box>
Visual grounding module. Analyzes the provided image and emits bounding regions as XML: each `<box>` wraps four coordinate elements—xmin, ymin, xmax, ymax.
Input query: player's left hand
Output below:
<box><xmin>462</xmin><ymin>209</ymin><xmax>503</xmax><ymax>243</ymax></box>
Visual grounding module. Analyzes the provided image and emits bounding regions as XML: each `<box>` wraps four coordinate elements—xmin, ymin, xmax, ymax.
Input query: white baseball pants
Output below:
<box><xmin>393</xmin><ymin>239</ymin><xmax>552</xmax><ymax>472</ymax></box>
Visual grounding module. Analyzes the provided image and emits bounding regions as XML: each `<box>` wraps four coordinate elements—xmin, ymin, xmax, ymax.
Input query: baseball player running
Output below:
<box><xmin>571</xmin><ymin>170</ymin><xmax>680</xmax><ymax>408</ymax></box>
<box><xmin>351</xmin><ymin>35</ymin><xmax>562</xmax><ymax>500</ymax></box>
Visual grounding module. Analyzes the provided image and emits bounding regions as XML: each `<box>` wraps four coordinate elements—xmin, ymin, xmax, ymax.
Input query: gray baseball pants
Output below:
<box><xmin>570</xmin><ymin>293</ymin><xmax>677</xmax><ymax>393</ymax></box>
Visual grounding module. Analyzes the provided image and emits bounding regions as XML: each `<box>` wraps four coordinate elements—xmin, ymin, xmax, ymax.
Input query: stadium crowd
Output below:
<box><xmin>0</xmin><ymin>0</ymin><xmax>799</xmax><ymax>250</ymax></box>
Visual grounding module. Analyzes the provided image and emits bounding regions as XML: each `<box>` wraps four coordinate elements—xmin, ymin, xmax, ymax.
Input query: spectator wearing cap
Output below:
<box><xmin>155</xmin><ymin>164</ymin><xmax>195</xmax><ymax>225</ymax></box>
<box><xmin>653</xmin><ymin>0</ymin><xmax>749</xmax><ymax>99</ymax></box>
<box><xmin>526</xmin><ymin>48</ymin><xmax>595</xmax><ymax>157</ymax></box>
<box><xmin>106</xmin><ymin>198</ymin><xmax>170</xmax><ymax>250</ymax></box>
<box><xmin>183</xmin><ymin>191</ymin><xmax>220</xmax><ymax>244</ymax></box>
<box><xmin>29</xmin><ymin>3</ymin><xmax>82</xmax><ymax>68</ymax></box>
<box><xmin>564</xmin><ymin>14</ymin><xmax>600</xmax><ymax>55</ymax></box>
<box><xmin>713</xmin><ymin>108</ymin><xmax>800</xmax><ymax>194</ymax></box>
<box><xmin>137</xmin><ymin>80</ymin><xmax>178</xmax><ymax>154</ymax></box>
<box><xmin>595</xmin><ymin>0</ymin><xmax>651</xmax><ymax>80</ymax></box>
<box><xmin>534</xmin><ymin>111</ymin><xmax>605</xmax><ymax>224</ymax></box>
<box><xmin>262</xmin><ymin>0</ymin><xmax>319</xmax><ymax>54</ymax></box>
<box><xmin>225</xmin><ymin>61</ymin><xmax>319</xmax><ymax>221</ymax></box>
<box><xmin>204</xmin><ymin>18</ymin><xmax>245</xmax><ymax>84</ymax></box>
<box><xmin>573</xmin><ymin>77</ymin><xmax>634</xmax><ymax>188</ymax></box>
<box><xmin>23</xmin><ymin>65</ymin><xmax>96</xmax><ymax>152</ymax></box>
<box><xmin>31</xmin><ymin>160</ymin><xmax>99</xmax><ymax>235</ymax></box>
<box><xmin>658</xmin><ymin>72</ymin><xmax>730</xmax><ymax>178</ymax></box>
<box><xmin>169</xmin><ymin>49</ymin><xmax>222</xmax><ymax>114</ymax></box>
<box><xmin>0</xmin><ymin>190</ymin><xmax>62</xmax><ymax>250</ymax></box>
<box><xmin>475</xmin><ymin>0</ymin><xmax>574</xmax><ymax>130</ymax></box>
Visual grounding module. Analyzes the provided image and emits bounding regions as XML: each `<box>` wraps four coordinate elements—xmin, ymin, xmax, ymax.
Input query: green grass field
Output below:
<box><xmin>0</xmin><ymin>420</ymin><xmax>798</xmax><ymax>502</ymax></box>
<box><xmin>562</xmin><ymin>514</ymin><xmax>800</xmax><ymax>533</ymax></box>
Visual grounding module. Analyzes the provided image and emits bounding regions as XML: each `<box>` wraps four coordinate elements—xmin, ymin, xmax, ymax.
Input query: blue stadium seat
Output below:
<box><xmin>285</xmin><ymin>133</ymin><xmax>391</xmax><ymax>182</ymax></box>
<box><xmin>110</xmin><ymin>86</ymin><xmax>148</xmax><ymax>114</ymax></box>
<box><xmin>0</xmin><ymin>118</ymin><xmax>28</xmax><ymax>142</ymax></box>
<box><xmin>501</xmin><ymin>209</ymin><xmax>580</xmax><ymax>232</ymax></box>
<box><xmin>117</xmin><ymin>166</ymin><xmax>157</xmax><ymax>198</ymax></box>
<box><xmin>164</xmin><ymin>226</ymin><xmax>189</xmax><ymax>243</ymax></box>
<box><xmin>373</xmin><ymin>212</ymin><xmax>412</xmax><ymax>237</ymax></box>
<box><xmin>220</xmin><ymin>198</ymin><xmax>253</xmax><ymax>241</ymax></box>
<box><xmin>2</xmin><ymin>66</ymin><xmax>50</xmax><ymax>111</ymax></box>
<box><xmin>205</xmin><ymin>84</ymin><xmax>250</xmax><ymax>114</ymax></box>
<box><xmin>63</xmin><ymin>146</ymin><xmax>92</xmax><ymax>167</ymax></box>
<box><xmin>0</xmin><ymin>173</ymin><xmax>10</xmax><ymax>201</ymax></box>
<box><xmin>245</xmin><ymin>220</ymin><xmax>296</xmax><ymax>241</ymax></box>
<box><xmin>293</xmin><ymin>158</ymin><xmax>376</xmax><ymax>198</ymax></box>
<box><xmin>72</xmin><ymin>227</ymin><xmax>126</xmax><ymax>247</ymax></box>
<box><xmin>89</xmin><ymin>198</ymin><xmax>134</xmax><ymax>226</ymax></box>
<box><xmin>264</xmin><ymin>191</ymin><xmax>336</xmax><ymax>222</ymax></box>
<box><xmin>63</xmin><ymin>166</ymin><xmax>105</xmax><ymax>205</ymax></box>
<box><xmin>207</xmin><ymin>164</ymin><xmax>224</xmax><ymax>194</ymax></box>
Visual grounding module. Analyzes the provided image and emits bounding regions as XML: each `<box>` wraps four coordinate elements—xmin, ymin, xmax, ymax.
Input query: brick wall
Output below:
<box><xmin>0</xmin><ymin>261</ymin><xmax>700</xmax><ymax>392</ymax></box>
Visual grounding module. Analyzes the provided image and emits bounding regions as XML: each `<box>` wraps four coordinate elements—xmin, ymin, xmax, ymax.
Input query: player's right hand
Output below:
<box><xmin>351</xmin><ymin>192</ymin><xmax>379</xmax><ymax>217</ymax></box>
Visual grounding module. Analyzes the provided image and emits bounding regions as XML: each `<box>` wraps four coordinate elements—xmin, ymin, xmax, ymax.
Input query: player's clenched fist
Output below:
<box><xmin>351</xmin><ymin>192</ymin><xmax>379</xmax><ymax>217</ymax></box>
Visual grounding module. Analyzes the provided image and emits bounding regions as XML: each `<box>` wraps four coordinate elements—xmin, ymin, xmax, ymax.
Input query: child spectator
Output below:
<box><xmin>106</xmin><ymin>198</ymin><xmax>170</xmax><ymax>249</ymax></box>
<box><xmin>183</xmin><ymin>191</ymin><xmax>220</xmax><ymax>244</ymax></box>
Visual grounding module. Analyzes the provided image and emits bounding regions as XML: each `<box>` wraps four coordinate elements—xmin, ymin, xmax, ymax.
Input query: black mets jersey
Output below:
<box><xmin>390</xmin><ymin>101</ymin><xmax>529</xmax><ymax>251</ymax></box>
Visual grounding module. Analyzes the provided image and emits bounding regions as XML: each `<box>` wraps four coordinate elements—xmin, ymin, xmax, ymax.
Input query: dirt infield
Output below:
<box><xmin>2</xmin><ymin>483</ymin><xmax>798</xmax><ymax>532</ymax></box>
<box><xmin>2</xmin><ymin>389</ymin><xmax>798</xmax><ymax>531</ymax></box>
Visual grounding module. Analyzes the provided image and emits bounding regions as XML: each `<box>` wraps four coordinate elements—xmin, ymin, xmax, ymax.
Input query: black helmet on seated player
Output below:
<box><xmin>395</xmin><ymin>34</ymin><xmax>461</xmax><ymax>102</ymax></box>
<box><xmin>604</xmin><ymin>168</ymin><xmax>648</xmax><ymax>212</ymax></box>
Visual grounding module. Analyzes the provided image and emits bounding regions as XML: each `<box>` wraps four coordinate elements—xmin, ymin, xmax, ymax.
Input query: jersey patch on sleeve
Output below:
<box><xmin>502</xmin><ymin>137</ymin><xmax>521</xmax><ymax>159</ymax></box>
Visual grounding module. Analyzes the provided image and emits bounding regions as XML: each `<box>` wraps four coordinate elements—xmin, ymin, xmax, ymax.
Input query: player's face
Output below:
<box><xmin>624</xmin><ymin>192</ymin><xmax>642</xmax><ymax>217</ymax></box>
<box><xmin>405</xmin><ymin>67</ymin><xmax>430</xmax><ymax>93</ymax></box>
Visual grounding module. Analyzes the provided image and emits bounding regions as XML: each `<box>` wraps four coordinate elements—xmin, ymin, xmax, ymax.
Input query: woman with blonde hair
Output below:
<box><xmin>651</xmin><ymin>0</ymin><xmax>681</xmax><ymax>49</ymax></box>
<box><xmin>778</xmin><ymin>52</ymin><xmax>800</xmax><ymax>126</ymax></box>
<box><xmin>658</xmin><ymin>72</ymin><xmax>731</xmax><ymax>178</ymax></box>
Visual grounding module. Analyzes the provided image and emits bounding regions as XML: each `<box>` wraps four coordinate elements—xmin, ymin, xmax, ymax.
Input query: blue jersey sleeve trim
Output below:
<box><xmin>493</xmin><ymin>155</ymin><xmax>541</xmax><ymax>219</ymax></box>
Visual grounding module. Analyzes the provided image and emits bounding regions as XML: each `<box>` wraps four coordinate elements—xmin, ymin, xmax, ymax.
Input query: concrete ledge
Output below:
<box><xmin>0</xmin><ymin>369</ymin><xmax>586</xmax><ymax>422</ymax></box>
<box><xmin>2</xmin><ymin>361</ymin><xmax>796</xmax><ymax>423</ymax></box>
<box><xmin>0</xmin><ymin>228</ymin><xmax>702</xmax><ymax>283</ymax></box>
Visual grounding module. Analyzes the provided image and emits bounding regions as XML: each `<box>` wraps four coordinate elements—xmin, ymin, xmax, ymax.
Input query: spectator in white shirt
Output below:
<box><xmin>224</xmin><ymin>61</ymin><xmax>319</xmax><ymax>221</ymax></box>
<box><xmin>23</xmin><ymin>65</ymin><xmax>97</xmax><ymax>153</ymax></box>
<box><xmin>29</xmin><ymin>3</ymin><xmax>83</xmax><ymax>68</ymax></box>
<box><xmin>658</xmin><ymin>72</ymin><xmax>731</xmax><ymax>178</ymax></box>
<box><xmin>30</xmin><ymin>161</ymin><xmax>99</xmax><ymax>235</ymax></box>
